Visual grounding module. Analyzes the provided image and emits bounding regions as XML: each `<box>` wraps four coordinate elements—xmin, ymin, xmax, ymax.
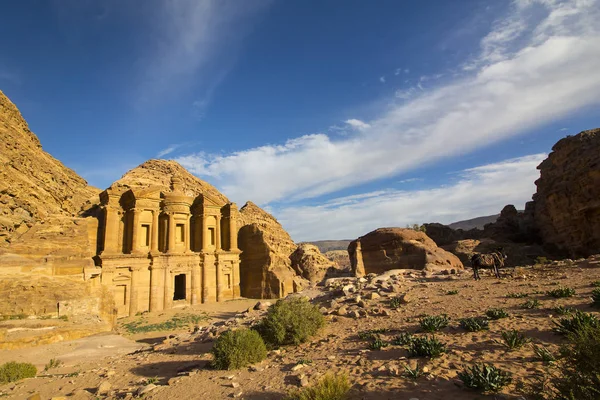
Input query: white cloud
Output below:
<box><xmin>176</xmin><ymin>0</ymin><xmax>600</xmax><ymax>207</ymax></box>
<box><xmin>157</xmin><ymin>144</ymin><xmax>182</xmax><ymax>158</ymax></box>
<box><xmin>344</xmin><ymin>119</ymin><xmax>371</xmax><ymax>131</ymax></box>
<box><xmin>379</xmin><ymin>76</ymin><xmax>386</xmax><ymax>83</ymax></box>
<box><xmin>276</xmin><ymin>154</ymin><xmax>546</xmax><ymax>241</ymax></box>
<box><xmin>394</xmin><ymin>68</ymin><xmax>402</xmax><ymax>75</ymax></box>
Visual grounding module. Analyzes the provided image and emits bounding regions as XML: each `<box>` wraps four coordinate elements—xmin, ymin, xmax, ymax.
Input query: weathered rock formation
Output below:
<box><xmin>324</xmin><ymin>250</ymin><xmax>351</xmax><ymax>271</ymax></box>
<box><xmin>238</xmin><ymin>201</ymin><xmax>304</xmax><ymax>298</ymax></box>
<box><xmin>290</xmin><ymin>243</ymin><xmax>342</xmax><ymax>283</ymax></box>
<box><xmin>348</xmin><ymin>228</ymin><xmax>463</xmax><ymax>276</ymax></box>
<box><xmin>0</xmin><ymin>90</ymin><xmax>99</xmax><ymax>245</ymax></box>
<box><xmin>533</xmin><ymin>128</ymin><xmax>600</xmax><ymax>257</ymax></box>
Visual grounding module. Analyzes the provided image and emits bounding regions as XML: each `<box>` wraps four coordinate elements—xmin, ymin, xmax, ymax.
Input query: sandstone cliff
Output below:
<box><xmin>533</xmin><ymin>128</ymin><xmax>600</xmax><ymax>257</ymax></box>
<box><xmin>0</xmin><ymin>90</ymin><xmax>99</xmax><ymax>245</ymax></box>
<box><xmin>238</xmin><ymin>201</ymin><xmax>305</xmax><ymax>298</ymax></box>
<box><xmin>348</xmin><ymin>228</ymin><xmax>463</xmax><ymax>276</ymax></box>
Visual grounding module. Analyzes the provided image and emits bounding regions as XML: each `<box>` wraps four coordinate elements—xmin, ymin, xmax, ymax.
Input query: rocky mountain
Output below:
<box><xmin>309</xmin><ymin>240</ymin><xmax>352</xmax><ymax>253</ymax></box>
<box><xmin>448</xmin><ymin>214</ymin><xmax>500</xmax><ymax>230</ymax></box>
<box><xmin>0</xmin><ymin>90</ymin><xmax>99</xmax><ymax>245</ymax></box>
<box><xmin>533</xmin><ymin>128</ymin><xmax>600</xmax><ymax>256</ymax></box>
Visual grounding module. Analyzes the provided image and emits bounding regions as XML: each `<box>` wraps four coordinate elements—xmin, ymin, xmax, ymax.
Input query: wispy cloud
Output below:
<box><xmin>276</xmin><ymin>154</ymin><xmax>546</xmax><ymax>241</ymax></box>
<box><xmin>157</xmin><ymin>144</ymin><xmax>182</xmax><ymax>158</ymax></box>
<box><xmin>177</xmin><ymin>0</ymin><xmax>600</xmax><ymax>206</ymax></box>
<box><xmin>345</xmin><ymin>119</ymin><xmax>371</xmax><ymax>131</ymax></box>
<box><xmin>379</xmin><ymin>76</ymin><xmax>386</xmax><ymax>83</ymax></box>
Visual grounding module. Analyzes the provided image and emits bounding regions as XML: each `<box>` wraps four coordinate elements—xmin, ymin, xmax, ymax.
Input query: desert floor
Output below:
<box><xmin>1</xmin><ymin>259</ymin><xmax>599</xmax><ymax>400</ymax></box>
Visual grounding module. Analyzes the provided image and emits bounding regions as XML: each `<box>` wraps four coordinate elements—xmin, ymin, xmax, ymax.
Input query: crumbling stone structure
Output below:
<box><xmin>96</xmin><ymin>177</ymin><xmax>241</xmax><ymax>317</ymax></box>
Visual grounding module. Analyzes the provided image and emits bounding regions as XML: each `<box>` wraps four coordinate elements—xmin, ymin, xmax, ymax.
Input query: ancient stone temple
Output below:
<box><xmin>96</xmin><ymin>177</ymin><xmax>241</xmax><ymax>317</ymax></box>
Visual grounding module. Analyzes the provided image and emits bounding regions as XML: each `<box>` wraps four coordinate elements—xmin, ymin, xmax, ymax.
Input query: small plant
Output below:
<box><xmin>553</xmin><ymin>305</ymin><xmax>575</xmax><ymax>315</ymax></box>
<box><xmin>211</xmin><ymin>329</ymin><xmax>267</xmax><ymax>370</ymax></box>
<box><xmin>120</xmin><ymin>313</ymin><xmax>209</xmax><ymax>334</ymax></box>
<box><xmin>257</xmin><ymin>298</ymin><xmax>325</xmax><ymax>347</ymax></box>
<box><xmin>535</xmin><ymin>256</ymin><xmax>549</xmax><ymax>265</ymax></box>
<box><xmin>403</xmin><ymin>362</ymin><xmax>424</xmax><ymax>380</ymax></box>
<box><xmin>368</xmin><ymin>336</ymin><xmax>389</xmax><ymax>351</ymax></box>
<box><xmin>446</xmin><ymin>290</ymin><xmax>459</xmax><ymax>295</ymax></box>
<box><xmin>547</xmin><ymin>286</ymin><xmax>576</xmax><ymax>298</ymax></box>
<box><xmin>486</xmin><ymin>308</ymin><xmax>509</xmax><ymax>320</ymax></box>
<box><xmin>285</xmin><ymin>373</ymin><xmax>351</xmax><ymax>400</ymax></box>
<box><xmin>533</xmin><ymin>345</ymin><xmax>556</xmax><ymax>364</ymax></box>
<box><xmin>297</xmin><ymin>358</ymin><xmax>313</xmax><ymax>365</ymax></box>
<box><xmin>500</xmin><ymin>329</ymin><xmax>531</xmax><ymax>349</ymax></box>
<box><xmin>407</xmin><ymin>335</ymin><xmax>446</xmax><ymax>358</ymax></box>
<box><xmin>389</xmin><ymin>297</ymin><xmax>402</xmax><ymax>308</ymax></box>
<box><xmin>44</xmin><ymin>358</ymin><xmax>62</xmax><ymax>371</ymax></box>
<box><xmin>146</xmin><ymin>376</ymin><xmax>159</xmax><ymax>384</ymax></box>
<box><xmin>419</xmin><ymin>314</ymin><xmax>450</xmax><ymax>332</ymax></box>
<box><xmin>0</xmin><ymin>362</ymin><xmax>37</xmax><ymax>383</ymax></box>
<box><xmin>521</xmin><ymin>299</ymin><xmax>541</xmax><ymax>309</ymax></box>
<box><xmin>459</xmin><ymin>317</ymin><xmax>490</xmax><ymax>332</ymax></box>
<box><xmin>357</xmin><ymin>328</ymin><xmax>388</xmax><ymax>341</ymax></box>
<box><xmin>554</xmin><ymin>310</ymin><xmax>600</xmax><ymax>335</ymax></box>
<box><xmin>458</xmin><ymin>363</ymin><xmax>512</xmax><ymax>392</ymax></box>
<box><xmin>591</xmin><ymin>280</ymin><xmax>600</xmax><ymax>288</ymax></box>
<box><xmin>591</xmin><ymin>288</ymin><xmax>600</xmax><ymax>308</ymax></box>
<box><xmin>0</xmin><ymin>313</ymin><xmax>28</xmax><ymax>321</ymax></box>
<box><xmin>506</xmin><ymin>292</ymin><xmax>529</xmax><ymax>298</ymax></box>
<box><xmin>392</xmin><ymin>332</ymin><xmax>414</xmax><ymax>346</ymax></box>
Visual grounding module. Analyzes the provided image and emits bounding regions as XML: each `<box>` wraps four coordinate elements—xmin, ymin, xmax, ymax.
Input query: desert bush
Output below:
<box><xmin>521</xmin><ymin>299</ymin><xmax>541</xmax><ymax>309</ymax></box>
<box><xmin>500</xmin><ymin>329</ymin><xmax>530</xmax><ymax>349</ymax></box>
<box><xmin>486</xmin><ymin>308</ymin><xmax>509</xmax><ymax>320</ymax></box>
<box><xmin>446</xmin><ymin>290</ymin><xmax>459</xmax><ymax>295</ymax></box>
<box><xmin>591</xmin><ymin>280</ymin><xmax>600</xmax><ymax>288</ymax></box>
<box><xmin>547</xmin><ymin>287</ymin><xmax>576</xmax><ymax>298</ymax></box>
<box><xmin>553</xmin><ymin>306</ymin><xmax>575</xmax><ymax>315</ymax></box>
<box><xmin>285</xmin><ymin>373</ymin><xmax>351</xmax><ymax>400</ymax></box>
<box><xmin>419</xmin><ymin>314</ymin><xmax>449</xmax><ymax>332</ymax></box>
<box><xmin>403</xmin><ymin>362</ymin><xmax>424</xmax><ymax>380</ymax></box>
<box><xmin>506</xmin><ymin>292</ymin><xmax>529</xmax><ymax>298</ymax></box>
<box><xmin>44</xmin><ymin>358</ymin><xmax>62</xmax><ymax>371</ymax></box>
<box><xmin>0</xmin><ymin>362</ymin><xmax>37</xmax><ymax>383</ymax></box>
<box><xmin>458</xmin><ymin>363</ymin><xmax>512</xmax><ymax>392</ymax></box>
<box><xmin>258</xmin><ymin>298</ymin><xmax>325</xmax><ymax>347</ymax></box>
<box><xmin>554</xmin><ymin>310</ymin><xmax>600</xmax><ymax>335</ymax></box>
<box><xmin>392</xmin><ymin>332</ymin><xmax>414</xmax><ymax>346</ymax></box>
<box><xmin>533</xmin><ymin>345</ymin><xmax>556</xmax><ymax>364</ymax></box>
<box><xmin>357</xmin><ymin>328</ymin><xmax>388</xmax><ymax>341</ymax></box>
<box><xmin>591</xmin><ymin>288</ymin><xmax>600</xmax><ymax>308</ymax></box>
<box><xmin>367</xmin><ymin>336</ymin><xmax>389</xmax><ymax>351</ymax></box>
<box><xmin>407</xmin><ymin>336</ymin><xmax>446</xmax><ymax>358</ymax></box>
<box><xmin>459</xmin><ymin>317</ymin><xmax>490</xmax><ymax>332</ymax></box>
<box><xmin>535</xmin><ymin>256</ymin><xmax>549</xmax><ymax>265</ymax></box>
<box><xmin>389</xmin><ymin>297</ymin><xmax>402</xmax><ymax>309</ymax></box>
<box><xmin>211</xmin><ymin>329</ymin><xmax>267</xmax><ymax>370</ymax></box>
<box><xmin>553</xmin><ymin>326</ymin><xmax>600</xmax><ymax>400</ymax></box>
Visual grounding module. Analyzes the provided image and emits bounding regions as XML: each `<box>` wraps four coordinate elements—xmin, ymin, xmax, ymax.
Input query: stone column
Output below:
<box><xmin>149</xmin><ymin>259</ymin><xmax>164</xmax><ymax>312</ymax></box>
<box><xmin>202</xmin><ymin>255</ymin><xmax>209</xmax><ymax>303</ymax></box>
<box><xmin>131</xmin><ymin>209</ymin><xmax>140</xmax><ymax>253</ymax></box>
<box><xmin>168</xmin><ymin>213</ymin><xmax>176</xmax><ymax>253</ymax></box>
<box><xmin>232</xmin><ymin>261</ymin><xmax>241</xmax><ymax>298</ymax></box>
<box><xmin>129</xmin><ymin>266</ymin><xmax>141</xmax><ymax>316</ymax></box>
<box><xmin>215</xmin><ymin>258</ymin><xmax>222</xmax><ymax>302</ymax></box>
<box><xmin>184</xmin><ymin>215</ymin><xmax>191</xmax><ymax>253</ymax></box>
<box><xmin>151</xmin><ymin>210</ymin><xmax>159</xmax><ymax>252</ymax></box>
<box><xmin>191</xmin><ymin>262</ymin><xmax>201</xmax><ymax>305</ymax></box>
<box><xmin>215</xmin><ymin>215</ymin><xmax>222</xmax><ymax>250</ymax></box>
<box><xmin>103</xmin><ymin>206</ymin><xmax>121</xmax><ymax>254</ymax></box>
<box><xmin>229</xmin><ymin>212</ymin><xmax>238</xmax><ymax>251</ymax></box>
<box><xmin>163</xmin><ymin>267</ymin><xmax>172</xmax><ymax>309</ymax></box>
<box><xmin>201</xmin><ymin>215</ymin><xmax>209</xmax><ymax>250</ymax></box>
<box><xmin>194</xmin><ymin>215</ymin><xmax>202</xmax><ymax>252</ymax></box>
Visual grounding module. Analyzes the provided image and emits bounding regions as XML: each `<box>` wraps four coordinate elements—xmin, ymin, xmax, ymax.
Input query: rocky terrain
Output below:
<box><xmin>290</xmin><ymin>243</ymin><xmax>342</xmax><ymax>283</ymax></box>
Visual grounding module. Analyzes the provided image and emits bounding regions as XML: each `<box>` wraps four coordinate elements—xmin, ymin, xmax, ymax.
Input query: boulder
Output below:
<box><xmin>290</xmin><ymin>243</ymin><xmax>341</xmax><ymax>283</ymax></box>
<box><xmin>348</xmin><ymin>228</ymin><xmax>463</xmax><ymax>276</ymax></box>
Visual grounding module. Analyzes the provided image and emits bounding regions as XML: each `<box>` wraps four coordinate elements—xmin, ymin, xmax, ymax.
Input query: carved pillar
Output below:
<box><xmin>202</xmin><ymin>255</ymin><xmax>209</xmax><ymax>303</ymax></box>
<box><xmin>129</xmin><ymin>266</ymin><xmax>141</xmax><ymax>316</ymax></box>
<box><xmin>151</xmin><ymin>210</ymin><xmax>159</xmax><ymax>252</ymax></box>
<box><xmin>191</xmin><ymin>262</ymin><xmax>201</xmax><ymax>305</ymax></box>
<box><xmin>229</xmin><ymin>206</ymin><xmax>238</xmax><ymax>251</ymax></box>
<box><xmin>232</xmin><ymin>261</ymin><xmax>241</xmax><ymax>298</ymax></box>
<box><xmin>215</xmin><ymin>215</ymin><xmax>222</xmax><ymax>250</ymax></box>
<box><xmin>194</xmin><ymin>214</ymin><xmax>202</xmax><ymax>252</ymax></box>
<box><xmin>149</xmin><ymin>259</ymin><xmax>164</xmax><ymax>312</ymax></box>
<box><xmin>184</xmin><ymin>215</ymin><xmax>191</xmax><ymax>253</ymax></box>
<box><xmin>216</xmin><ymin>258</ymin><xmax>222</xmax><ymax>302</ymax></box>
<box><xmin>103</xmin><ymin>206</ymin><xmax>121</xmax><ymax>254</ymax></box>
<box><xmin>168</xmin><ymin>213</ymin><xmax>176</xmax><ymax>253</ymax></box>
<box><xmin>163</xmin><ymin>267</ymin><xmax>172</xmax><ymax>309</ymax></box>
<box><xmin>131</xmin><ymin>209</ymin><xmax>140</xmax><ymax>253</ymax></box>
<box><xmin>202</xmin><ymin>215</ymin><xmax>209</xmax><ymax>250</ymax></box>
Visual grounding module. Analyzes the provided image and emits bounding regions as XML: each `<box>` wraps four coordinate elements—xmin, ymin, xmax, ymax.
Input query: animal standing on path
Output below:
<box><xmin>470</xmin><ymin>248</ymin><xmax>507</xmax><ymax>280</ymax></box>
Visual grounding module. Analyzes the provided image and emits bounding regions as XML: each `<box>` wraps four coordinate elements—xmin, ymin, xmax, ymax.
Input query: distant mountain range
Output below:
<box><xmin>447</xmin><ymin>214</ymin><xmax>500</xmax><ymax>230</ymax></box>
<box><xmin>307</xmin><ymin>240</ymin><xmax>352</xmax><ymax>253</ymax></box>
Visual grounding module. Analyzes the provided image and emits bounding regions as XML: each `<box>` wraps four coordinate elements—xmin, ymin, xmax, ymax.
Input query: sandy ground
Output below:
<box><xmin>1</xmin><ymin>260</ymin><xmax>600</xmax><ymax>400</ymax></box>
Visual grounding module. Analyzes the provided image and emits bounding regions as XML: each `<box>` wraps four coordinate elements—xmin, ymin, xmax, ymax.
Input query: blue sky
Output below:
<box><xmin>1</xmin><ymin>0</ymin><xmax>599</xmax><ymax>241</ymax></box>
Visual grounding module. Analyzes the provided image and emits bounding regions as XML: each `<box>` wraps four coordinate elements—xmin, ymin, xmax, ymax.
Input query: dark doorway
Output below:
<box><xmin>173</xmin><ymin>274</ymin><xmax>186</xmax><ymax>300</ymax></box>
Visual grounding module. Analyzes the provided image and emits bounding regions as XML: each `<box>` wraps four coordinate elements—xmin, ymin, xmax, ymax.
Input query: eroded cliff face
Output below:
<box><xmin>533</xmin><ymin>128</ymin><xmax>600</xmax><ymax>257</ymax></box>
<box><xmin>348</xmin><ymin>228</ymin><xmax>463</xmax><ymax>276</ymax></box>
<box><xmin>290</xmin><ymin>243</ymin><xmax>341</xmax><ymax>283</ymax></box>
<box><xmin>238</xmin><ymin>201</ymin><xmax>304</xmax><ymax>298</ymax></box>
<box><xmin>0</xmin><ymin>90</ymin><xmax>99</xmax><ymax>245</ymax></box>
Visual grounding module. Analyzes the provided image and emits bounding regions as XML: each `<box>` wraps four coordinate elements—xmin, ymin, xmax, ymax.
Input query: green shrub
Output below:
<box><xmin>44</xmin><ymin>358</ymin><xmax>62</xmax><ymax>371</ymax></box>
<box><xmin>521</xmin><ymin>299</ymin><xmax>541</xmax><ymax>309</ymax></box>
<box><xmin>389</xmin><ymin>297</ymin><xmax>402</xmax><ymax>308</ymax></box>
<box><xmin>591</xmin><ymin>288</ymin><xmax>600</xmax><ymax>308</ymax></box>
<box><xmin>392</xmin><ymin>332</ymin><xmax>414</xmax><ymax>346</ymax></box>
<box><xmin>403</xmin><ymin>362</ymin><xmax>424</xmax><ymax>380</ymax></box>
<box><xmin>554</xmin><ymin>326</ymin><xmax>600</xmax><ymax>400</ymax></box>
<box><xmin>407</xmin><ymin>336</ymin><xmax>446</xmax><ymax>358</ymax></box>
<box><xmin>368</xmin><ymin>336</ymin><xmax>389</xmax><ymax>351</ymax></box>
<box><xmin>211</xmin><ymin>329</ymin><xmax>267</xmax><ymax>370</ymax></box>
<box><xmin>547</xmin><ymin>287</ymin><xmax>576</xmax><ymax>298</ymax></box>
<box><xmin>554</xmin><ymin>310</ymin><xmax>600</xmax><ymax>335</ymax></box>
<box><xmin>506</xmin><ymin>292</ymin><xmax>529</xmax><ymax>298</ymax></box>
<box><xmin>285</xmin><ymin>373</ymin><xmax>351</xmax><ymax>400</ymax></box>
<box><xmin>535</xmin><ymin>256</ymin><xmax>549</xmax><ymax>265</ymax></box>
<box><xmin>446</xmin><ymin>290</ymin><xmax>459</xmax><ymax>295</ymax></box>
<box><xmin>459</xmin><ymin>317</ymin><xmax>490</xmax><ymax>332</ymax></box>
<box><xmin>258</xmin><ymin>298</ymin><xmax>325</xmax><ymax>346</ymax></box>
<box><xmin>0</xmin><ymin>362</ymin><xmax>37</xmax><ymax>383</ymax></box>
<box><xmin>486</xmin><ymin>308</ymin><xmax>509</xmax><ymax>320</ymax></box>
<box><xmin>419</xmin><ymin>314</ymin><xmax>449</xmax><ymax>332</ymax></box>
<box><xmin>458</xmin><ymin>363</ymin><xmax>512</xmax><ymax>392</ymax></box>
<box><xmin>554</xmin><ymin>306</ymin><xmax>575</xmax><ymax>316</ymax></box>
<box><xmin>533</xmin><ymin>345</ymin><xmax>556</xmax><ymax>364</ymax></box>
<box><xmin>591</xmin><ymin>280</ymin><xmax>600</xmax><ymax>288</ymax></box>
<box><xmin>500</xmin><ymin>329</ymin><xmax>530</xmax><ymax>349</ymax></box>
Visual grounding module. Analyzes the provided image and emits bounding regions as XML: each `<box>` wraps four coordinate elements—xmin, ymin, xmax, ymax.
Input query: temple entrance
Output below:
<box><xmin>173</xmin><ymin>274</ymin><xmax>186</xmax><ymax>300</ymax></box>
